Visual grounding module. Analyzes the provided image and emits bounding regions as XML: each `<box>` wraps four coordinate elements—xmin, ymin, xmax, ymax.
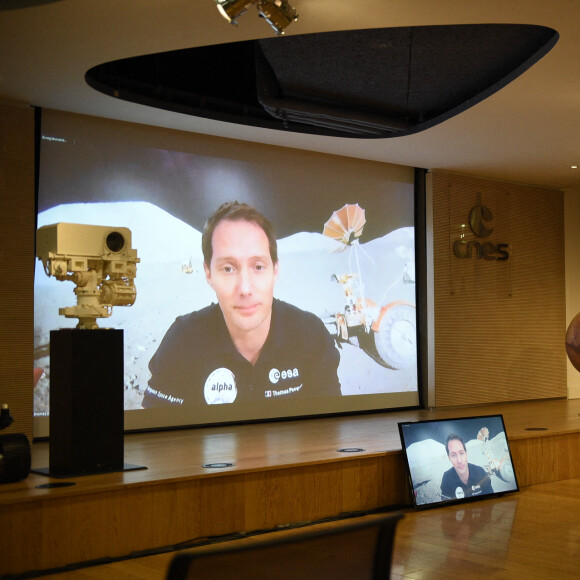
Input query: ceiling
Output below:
<box><xmin>1</xmin><ymin>0</ymin><xmax>579</xmax><ymax>190</ymax></box>
<box><xmin>84</xmin><ymin>24</ymin><xmax>558</xmax><ymax>139</ymax></box>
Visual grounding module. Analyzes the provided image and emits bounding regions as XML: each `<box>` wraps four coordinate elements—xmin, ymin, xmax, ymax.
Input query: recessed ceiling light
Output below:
<box><xmin>572</xmin><ymin>165</ymin><xmax>578</xmax><ymax>169</ymax></box>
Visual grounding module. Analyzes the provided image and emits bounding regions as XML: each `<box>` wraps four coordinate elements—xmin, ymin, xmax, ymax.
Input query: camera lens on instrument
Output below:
<box><xmin>105</xmin><ymin>231</ymin><xmax>125</xmax><ymax>253</ymax></box>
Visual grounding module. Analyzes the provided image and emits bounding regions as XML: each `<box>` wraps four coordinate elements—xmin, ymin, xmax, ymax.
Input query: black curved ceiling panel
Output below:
<box><xmin>85</xmin><ymin>24</ymin><xmax>558</xmax><ymax>138</ymax></box>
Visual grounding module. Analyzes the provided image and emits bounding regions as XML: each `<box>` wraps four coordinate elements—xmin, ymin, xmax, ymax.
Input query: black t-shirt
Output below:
<box><xmin>143</xmin><ymin>299</ymin><xmax>341</xmax><ymax>409</ymax></box>
<box><xmin>440</xmin><ymin>463</ymin><xmax>493</xmax><ymax>500</ymax></box>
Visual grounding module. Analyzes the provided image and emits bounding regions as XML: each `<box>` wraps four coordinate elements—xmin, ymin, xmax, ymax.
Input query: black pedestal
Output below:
<box><xmin>35</xmin><ymin>328</ymin><xmax>144</xmax><ymax>478</ymax></box>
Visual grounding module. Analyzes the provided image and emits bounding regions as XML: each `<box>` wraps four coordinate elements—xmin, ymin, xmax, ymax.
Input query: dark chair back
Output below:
<box><xmin>166</xmin><ymin>512</ymin><xmax>403</xmax><ymax>580</ymax></box>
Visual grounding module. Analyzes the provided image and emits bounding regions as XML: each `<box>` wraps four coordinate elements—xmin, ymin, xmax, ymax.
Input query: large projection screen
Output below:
<box><xmin>34</xmin><ymin>109</ymin><xmax>421</xmax><ymax>436</ymax></box>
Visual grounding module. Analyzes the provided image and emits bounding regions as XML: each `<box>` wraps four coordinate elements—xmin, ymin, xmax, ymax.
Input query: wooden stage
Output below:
<box><xmin>2</xmin><ymin>398</ymin><xmax>580</xmax><ymax>578</ymax></box>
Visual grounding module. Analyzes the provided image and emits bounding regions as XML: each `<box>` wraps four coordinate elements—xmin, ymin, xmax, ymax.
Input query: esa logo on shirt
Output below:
<box><xmin>204</xmin><ymin>367</ymin><xmax>238</xmax><ymax>405</ymax></box>
<box><xmin>268</xmin><ymin>367</ymin><xmax>300</xmax><ymax>384</ymax></box>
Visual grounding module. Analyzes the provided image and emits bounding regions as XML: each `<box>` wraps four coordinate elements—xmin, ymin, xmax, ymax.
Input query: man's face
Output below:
<box><xmin>447</xmin><ymin>438</ymin><xmax>468</xmax><ymax>479</ymax></box>
<box><xmin>204</xmin><ymin>219</ymin><xmax>278</xmax><ymax>340</ymax></box>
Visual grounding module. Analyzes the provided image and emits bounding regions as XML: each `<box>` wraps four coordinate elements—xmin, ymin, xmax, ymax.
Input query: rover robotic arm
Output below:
<box><xmin>36</xmin><ymin>223</ymin><xmax>140</xmax><ymax>329</ymax></box>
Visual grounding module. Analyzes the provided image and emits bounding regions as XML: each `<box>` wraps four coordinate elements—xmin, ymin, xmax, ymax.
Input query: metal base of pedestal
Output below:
<box><xmin>31</xmin><ymin>463</ymin><xmax>147</xmax><ymax>479</ymax></box>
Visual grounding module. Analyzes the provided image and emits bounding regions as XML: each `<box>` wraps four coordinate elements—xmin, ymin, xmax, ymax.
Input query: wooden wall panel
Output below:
<box><xmin>510</xmin><ymin>432</ymin><xmax>580</xmax><ymax>486</ymax></box>
<box><xmin>0</xmin><ymin>102</ymin><xmax>35</xmax><ymax>438</ymax></box>
<box><xmin>432</xmin><ymin>171</ymin><xmax>566</xmax><ymax>406</ymax></box>
<box><xmin>0</xmin><ymin>454</ymin><xmax>407</xmax><ymax>575</ymax></box>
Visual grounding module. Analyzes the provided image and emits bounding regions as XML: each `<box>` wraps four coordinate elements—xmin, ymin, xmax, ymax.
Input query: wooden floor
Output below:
<box><xmin>2</xmin><ymin>398</ymin><xmax>580</xmax><ymax>578</ymax></box>
<box><xmin>33</xmin><ymin>476</ymin><xmax>580</xmax><ymax>580</ymax></box>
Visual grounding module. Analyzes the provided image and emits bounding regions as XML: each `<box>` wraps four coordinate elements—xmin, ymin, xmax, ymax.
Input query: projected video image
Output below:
<box><xmin>33</xmin><ymin>110</ymin><xmax>420</xmax><ymax>432</ymax></box>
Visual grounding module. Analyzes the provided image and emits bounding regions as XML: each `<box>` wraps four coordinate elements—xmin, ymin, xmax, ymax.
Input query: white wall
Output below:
<box><xmin>565</xmin><ymin>187</ymin><xmax>580</xmax><ymax>398</ymax></box>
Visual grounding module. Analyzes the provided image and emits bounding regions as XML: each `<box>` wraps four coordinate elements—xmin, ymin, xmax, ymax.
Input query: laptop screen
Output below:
<box><xmin>398</xmin><ymin>414</ymin><xmax>519</xmax><ymax>508</ymax></box>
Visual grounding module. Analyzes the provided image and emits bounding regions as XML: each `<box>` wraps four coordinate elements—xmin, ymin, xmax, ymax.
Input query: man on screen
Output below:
<box><xmin>440</xmin><ymin>434</ymin><xmax>494</xmax><ymax>500</ymax></box>
<box><xmin>142</xmin><ymin>201</ymin><xmax>342</xmax><ymax>410</ymax></box>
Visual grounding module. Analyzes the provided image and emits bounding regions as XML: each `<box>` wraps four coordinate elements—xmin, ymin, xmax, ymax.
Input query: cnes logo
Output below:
<box><xmin>469</xmin><ymin>200</ymin><xmax>494</xmax><ymax>238</ymax></box>
<box><xmin>453</xmin><ymin>194</ymin><xmax>509</xmax><ymax>261</ymax></box>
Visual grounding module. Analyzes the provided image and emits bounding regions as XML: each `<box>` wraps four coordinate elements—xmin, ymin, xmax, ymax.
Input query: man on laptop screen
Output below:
<box><xmin>440</xmin><ymin>434</ymin><xmax>494</xmax><ymax>500</ymax></box>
